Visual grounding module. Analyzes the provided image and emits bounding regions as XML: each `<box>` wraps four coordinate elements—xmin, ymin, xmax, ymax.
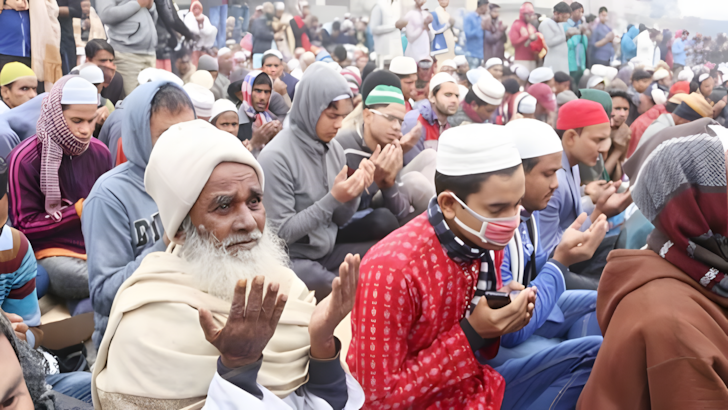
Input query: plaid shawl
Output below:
<box><xmin>624</xmin><ymin>118</ymin><xmax>728</xmax><ymax>296</ymax></box>
<box><xmin>36</xmin><ymin>76</ymin><xmax>91</xmax><ymax>221</ymax></box>
<box><xmin>427</xmin><ymin>197</ymin><xmax>501</xmax><ymax>314</ymax></box>
<box><xmin>241</xmin><ymin>71</ymin><xmax>273</xmax><ymax>127</ymax></box>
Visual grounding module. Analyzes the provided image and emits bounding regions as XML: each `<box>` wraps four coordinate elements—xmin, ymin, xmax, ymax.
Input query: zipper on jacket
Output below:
<box><xmin>20</xmin><ymin>12</ymin><xmax>27</xmax><ymax>57</ymax></box>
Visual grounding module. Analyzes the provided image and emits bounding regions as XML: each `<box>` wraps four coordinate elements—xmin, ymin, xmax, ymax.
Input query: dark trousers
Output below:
<box><xmin>336</xmin><ymin>208</ymin><xmax>400</xmax><ymax>243</ymax></box>
<box><xmin>564</xmin><ymin>235</ymin><xmax>618</xmax><ymax>290</ymax></box>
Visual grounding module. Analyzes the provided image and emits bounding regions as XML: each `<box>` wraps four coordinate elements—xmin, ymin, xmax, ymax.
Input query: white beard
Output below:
<box><xmin>181</xmin><ymin>218</ymin><xmax>291</xmax><ymax>302</ymax></box>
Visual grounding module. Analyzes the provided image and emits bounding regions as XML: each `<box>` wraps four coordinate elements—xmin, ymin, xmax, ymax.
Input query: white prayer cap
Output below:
<box><xmin>590</xmin><ymin>64</ymin><xmax>608</xmax><ymax>77</ymax></box>
<box><xmin>440</xmin><ymin>59</ymin><xmax>457</xmax><ymax>70</ymax></box>
<box><xmin>485</xmin><ymin>58</ymin><xmax>503</xmax><ymax>70</ymax></box>
<box><xmin>145</xmin><ymin>120</ymin><xmax>264</xmax><ymax>244</ymax></box>
<box><xmin>256</xmin><ymin>5</ymin><xmax>263</xmax><ymax>10</ymax></box>
<box><xmin>698</xmin><ymin>73</ymin><xmax>711</xmax><ymax>83</ymax></box>
<box><xmin>61</xmin><ymin>77</ymin><xmax>99</xmax><ymax>105</ymax></box>
<box><xmin>79</xmin><ymin>65</ymin><xmax>104</xmax><ymax>85</ymax></box>
<box><xmin>275</xmin><ymin>2</ymin><xmax>284</xmax><ymax>10</ymax></box>
<box><xmin>429</xmin><ymin>72</ymin><xmax>456</xmax><ymax>94</ymax></box>
<box><xmin>466</xmin><ymin>67</ymin><xmax>490</xmax><ymax>85</ymax></box>
<box><xmin>190</xmin><ymin>70</ymin><xmax>215</xmax><ymax>89</ymax></box>
<box><xmin>506</xmin><ymin>118</ymin><xmax>563</xmax><ymax>159</ymax></box>
<box><xmin>677</xmin><ymin>69</ymin><xmax>694</xmax><ymax>82</ymax></box>
<box><xmin>262</xmin><ymin>49</ymin><xmax>283</xmax><ymax>62</ymax></box>
<box><xmin>587</xmin><ymin>76</ymin><xmax>605</xmax><ymax>89</ymax></box>
<box><xmin>473</xmin><ymin>75</ymin><xmax>505</xmax><ymax>105</ymax></box>
<box><xmin>653</xmin><ymin>68</ymin><xmax>669</xmax><ymax>81</ymax></box>
<box><xmin>183</xmin><ymin>83</ymin><xmax>215</xmax><ymax>118</ymax></box>
<box><xmin>528</xmin><ymin>67</ymin><xmax>554</xmax><ymax>84</ymax></box>
<box><xmin>389</xmin><ymin>56</ymin><xmax>417</xmax><ymax>75</ymax></box>
<box><xmin>436</xmin><ymin>124</ymin><xmax>521</xmax><ymax>176</ymax></box>
<box><xmin>217</xmin><ymin>47</ymin><xmax>232</xmax><ymax>57</ymax></box>
<box><xmin>517</xmin><ymin>94</ymin><xmax>537</xmax><ymax>114</ymax></box>
<box><xmin>651</xmin><ymin>87</ymin><xmax>667</xmax><ymax>106</ymax></box>
<box><xmin>458</xmin><ymin>84</ymin><xmax>468</xmax><ymax>102</ymax></box>
<box><xmin>454</xmin><ymin>55</ymin><xmax>468</xmax><ymax>67</ymax></box>
<box><xmin>209</xmin><ymin>98</ymin><xmax>239</xmax><ymax>123</ymax></box>
<box><xmin>511</xmin><ymin>64</ymin><xmax>530</xmax><ymax>81</ymax></box>
<box><xmin>288</xmin><ymin>58</ymin><xmax>301</xmax><ymax>72</ymax></box>
<box><xmin>137</xmin><ymin>67</ymin><xmax>184</xmax><ymax>86</ymax></box>
<box><xmin>603</xmin><ymin>66</ymin><xmax>618</xmax><ymax>82</ymax></box>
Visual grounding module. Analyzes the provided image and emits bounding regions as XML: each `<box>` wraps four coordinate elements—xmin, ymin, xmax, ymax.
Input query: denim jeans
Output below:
<box><xmin>466</xmin><ymin>56</ymin><xmax>482</xmax><ymax>68</ymax></box>
<box><xmin>208</xmin><ymin>5</ymin><xmax>228</xmax><ymax>49</ymax></box>
<box><xmin>47</xmin><ymin>372</ymin><xmax>93</xmax><ymax>404</ymax></box>
<box><xmin>496</xmin><ymin>336</ymin><xmax>603</xmax><ymax>410</ymax></box>
<box><xmin>229</xmin><ymin>4</ymin><xmax>249</xmax><ymax>43</ymax></box>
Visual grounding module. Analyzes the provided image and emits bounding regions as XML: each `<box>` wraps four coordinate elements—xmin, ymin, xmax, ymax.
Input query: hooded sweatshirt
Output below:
<box><xmin>257</xmin><ymin>62</ymin><xmax>357</xmax><ymax>261</ymax></box>
<box><xmin>96</xmin><ymin>0</ymin><xmax>159</xmax><ymax>55</ymax></box>
<box><xmin>0</xmin><ymin>93</ymin><xmax>45</xmax><ymax>160</ymax></box>
<box><xmin>621</xmin><ymin>26</ymin><xmax>639</xmax><ymax>64</ymax></box>
<box><xmin>83</xmin><ymin>81</ymin><xmax>181</xmax><ymax>346</ymax></box>
<box><xmin>509</xmin><ymin>4</ymin><xmax>537</xmax><ymax>61</ymax></box>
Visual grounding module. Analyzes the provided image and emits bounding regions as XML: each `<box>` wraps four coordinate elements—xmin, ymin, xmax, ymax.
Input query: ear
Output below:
<box><xmin>437</xmin><ymin>191</ymin><xmax>458</xmax><ymax>220</ymax></box>
<box><xmin>562</xmin><ymin>128</ymin><xmax>579</xmax><ymax>148</ymax></box>
<box><xmin>0</xmin><ymin>86</ymin><xmax>8</xmax><ymax>101</ymax></box>
<box><xmin>429</xmin><ymin>93</ymin><xmax>437</xmax><ymax>105</ymax></box>
<box><xmin>362</xmin><ymin>107</ymin><xmax>373</xmax><ymax>123</ymax></box>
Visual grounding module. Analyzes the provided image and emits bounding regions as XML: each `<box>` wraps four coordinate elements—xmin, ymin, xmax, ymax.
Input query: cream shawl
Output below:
<box><xmin>92</xmin><ymin>245</ymin><xmax>316</xmax><ymax>410</ymax></box>
<box><xmin>29</xmin><ymin>0</ymin><xmax>62</xmax><ymax>83</ymax></box>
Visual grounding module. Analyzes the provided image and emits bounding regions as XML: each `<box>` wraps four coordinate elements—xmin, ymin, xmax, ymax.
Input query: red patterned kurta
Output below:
<box><xmin>347</xmin><ymin>213</ymin><xmax>506</xmax><ymax>409</ymax></box>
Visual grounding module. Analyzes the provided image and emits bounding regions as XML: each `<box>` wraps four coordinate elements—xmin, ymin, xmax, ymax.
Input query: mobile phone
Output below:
<box><xmin>485</xmin><ymin>291</ymin><xmax>511</xmax><ymax>309</ymax></box>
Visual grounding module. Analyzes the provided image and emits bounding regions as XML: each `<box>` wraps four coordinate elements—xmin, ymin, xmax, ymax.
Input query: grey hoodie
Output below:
<box><xmin>83</xmin><ymin>81</ymin><xmax>188</xmax><ymax>346</ymax></box>
<box><xmin>96</xmin><ymin>0</ymin><xmax>158</xmax><ymax>55</ymax></box>
<box><xmin>0</xmin><ymin>93</ymin><xmax>45</xmax><ymax>159</ymax></box>
<box><xmin>258</xmin><ymin>63</ymin><xmax>357</xmax><ymax>260</ymax></box>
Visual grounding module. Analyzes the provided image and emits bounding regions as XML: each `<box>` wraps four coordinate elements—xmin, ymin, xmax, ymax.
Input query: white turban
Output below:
<box><xmin>145</xmin><ymin>120</ymin><xmax>264</xmax><ymax>243</ymax></box>
<box><xmin>437</xmin><ymin>124</ymin><xmax>521</xmax><ymax>176</ymax></box>
<box><xmin>528</xmin><ymin>67</ymin><xmax>554</xmax><ymax>84</ymax></box>
<box><xmin>506</xmin><ymin>118</ymin><xmax>563</xmax><ymax>159</ymax></box>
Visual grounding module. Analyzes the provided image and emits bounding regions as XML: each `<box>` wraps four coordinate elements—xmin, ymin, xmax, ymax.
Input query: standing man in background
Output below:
<box><xmin>483</xmin><ymin>4</ymin><xmax>507</xmax><ymax>62</ymax></box>
<box><xmin>97</xmin><ymin>0</ymin><xmax>159</xmax><ymax>96</ymax></box>
<box><xmin>464</xmin><ymin>0</ymin><xmax>489</xmax><ymax>69</ymax></box>
<box><xmin>370</xmin><ymin>0</ymin><xmax>406</xmax><ymax>68</ymax></box>
<box><xmin>672</xmin><ymin>30</ymin><xmax>689</xmax><ymax>75</ymax></box>
<box><xmin>509</xmin><ymin>2</ymin><xmax>538</xmax><ymax>71</ymax></box>
<box><xmin>590</xmin><ymin>7</ymin><xmax>614</xmax><ymax>67</ymax></box>
<box><xmin>540</xmin><ymin>2</ymin><xmax>571</xmax><ymax>75</ymax></box>
<box><xmin>564</xmin><ymin>2</ymin><xmax>588</xmax><ymax>88</ymax></box>
<box><xmin>200</xmin><ymin>0</ymin><xmax>228</xmax><ymax>49</ymax></box>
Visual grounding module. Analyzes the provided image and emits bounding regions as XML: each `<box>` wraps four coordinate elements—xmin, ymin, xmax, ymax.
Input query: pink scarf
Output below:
<box><xmin>36</xmin><ymin>76</ymin><xmax>91</xmax><ymax>221</ymax></box>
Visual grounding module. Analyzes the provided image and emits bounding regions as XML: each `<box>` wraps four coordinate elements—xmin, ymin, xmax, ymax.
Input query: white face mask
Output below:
<box><xmin>450</xmin><ymin>193</ymin><xmax>521</xmax><ymax>247</ymax></box>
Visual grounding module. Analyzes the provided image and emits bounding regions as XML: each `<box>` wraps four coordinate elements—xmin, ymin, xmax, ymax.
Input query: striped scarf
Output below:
<box><xmin>36</xmin><ymin>75</ymin><xmax>91</xmax><ymax>221</ymax></box>
<box><xmin>427</xmin><ymin>197</ymin><xmax>500</xmax><ymax>314</ymax></box>
<box><xmin>241</xmin><ymin>71</ymin><xmax>273</xmax><ymax>128</ymax></box>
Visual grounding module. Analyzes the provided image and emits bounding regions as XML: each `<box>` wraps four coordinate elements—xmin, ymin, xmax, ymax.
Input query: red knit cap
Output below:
<box><xmin>668</xmin><ymin>81</ymin><xmax>690</xmax><ymax>99</ymax></box>
<box><xmin>556</xmin><ymin>99</ymin><xmax>609</xmax><ymax>130</ymax></box>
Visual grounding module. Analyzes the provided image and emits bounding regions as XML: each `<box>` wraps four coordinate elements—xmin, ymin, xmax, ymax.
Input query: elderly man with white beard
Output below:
<box><xmin>91</xmin><ymin>120</ymin><xmax>364</xmax><ymax>410</ymax></box>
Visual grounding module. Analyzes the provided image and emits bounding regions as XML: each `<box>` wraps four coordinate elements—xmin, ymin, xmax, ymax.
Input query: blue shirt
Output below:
<box><xmin>591</xmin><ymin>23</ymin><xmax>614</xmax><ymax>62</ymax></box>
<box><xmin>672</xmin><ymin>38</ymin><xmax>686</xmax><ymax>66</ymax></box>
<box><xmin>0</xmin><ymin>10</ymin><xmax>31</xmax><ymax>58</ymax></box>
<box><xmin>464</xmin><ymin>12</ymin><xmax>484</xmax><ymax>59</ymax></box>
<box><xmin>501</xmin><ymin>211</ymin><xmax>567</xmax><ymax>348</ymax></box>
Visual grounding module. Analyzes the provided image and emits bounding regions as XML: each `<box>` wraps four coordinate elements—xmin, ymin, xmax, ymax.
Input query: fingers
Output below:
<box><xmin>228</xmin><ymin>279</ymin><xmax>248</xmax><ymax>321</ymax></box>
<box><xmin>269</xmin><ymin>294</ymin><xmax>288</xmax><ymax>329</ymax></box>
<box><xmin>370</xmin><ymin>144</ymin><xmax>382</xmax><ymax>163</ymax></box>
<box><xmin>5</xmin><ymin>313</ymin><xmax>23</xmax><ymax>323</ymax></box>
<box><xmin>260</xmin><ymin>282</ymin><xmax>280</xmax><ymax>322</ymax></box>
<box><xmin>335</xmin><ymin>165</ymin><xmax>348</xmax><ymax>183</ymax></box>
<box><xmin>244</xmin><ymin>276</ymin><xmax>266</xmax><ymax>323</ymax></box>
<box><xmin>11</xmin><ymin>322</ymin><xmax>28</xmax><ymax>334</ymax></box>
<box><xmin>568</xmin><ymin>212</ymin><xmax>589</xmax><ymax>231</ymax></box>
<box><xmin>198</xmin><ymin>308</ymin><xmax>220</xmax><ymax>342</ymax></box>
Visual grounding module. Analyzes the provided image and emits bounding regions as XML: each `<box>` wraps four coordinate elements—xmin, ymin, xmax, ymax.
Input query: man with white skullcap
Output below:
<box><xmin>499</xmin><ymin>119</ymin><xmax>605</xmax><ymax>374</ymax></box>
<box><xmin>528</xmin><ymin>66</ymin><xmax>556</xmax><ymax>91</ymax></box>
<box><xmin>389</xmin><ymin>56</ymin><xmax>418</xmax><ymax>111</ymax></box>
<box><xmin>350</xmin><ymin>123</ymin><xmax>602</xmax><ymax>409</ymax></box>
<box><xmin>8</xmin><ymin>76</ymin><xmax>112</xmax><ymax>314</ymax></box>
<box><xmin>209</xmin><ymin>99</ymin><xmax>240</xmax><ymax>136</ymax></box>
<box><xmin>261</xmin><ymin>49</ymin><xmax>298</xmax><ymax>101</ymax></box>
<box><xmin>401</xmin><ymin>72</ymin><xmax>459</xmax><ymax>156</ymax></box>
<box><xmin>183</xmin><ymin>83</ymin><xmax>215</xmax><ymax>120</ymax></box>
<box><xmin>93</xmin><ymin>119</ymin><xmax>364</xmax><ymax>409</ymax></box>
<box><xmin>454</xmin><ymin>54</ymin><xmax>470</xmax><ymax>77</ymax></box>
<box><xmin>79</xmin><ymin>64</ymin><xmax>116</xmax><ymax>126</ymax></box>
<box><xmin>485</xmin><ymin>58</ymin><xmax>504</xmax><ymax>80</ymax></box>
<box><xmin>449</xmin><ymin>75</ymin><xmax>505</xmax><ymax>127</ymax></box>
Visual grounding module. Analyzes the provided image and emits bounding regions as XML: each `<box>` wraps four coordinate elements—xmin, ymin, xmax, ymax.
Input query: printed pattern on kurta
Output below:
<box><xmin>346</xmin><ymin>213</ymin><xmax>505</xmax><ymax>409</ymax></box>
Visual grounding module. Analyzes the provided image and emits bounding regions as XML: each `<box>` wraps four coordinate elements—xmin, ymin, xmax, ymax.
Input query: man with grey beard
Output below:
<box><xmin>92</xmin><ymin>120</ymin><xmax>365</xmax><ymax>409</ymax></box>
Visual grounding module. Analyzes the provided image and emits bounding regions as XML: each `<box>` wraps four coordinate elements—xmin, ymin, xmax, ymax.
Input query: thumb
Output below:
<box><xmin>198</xmin><ymin>308</ymin><xmax>219</xmax><ymax>342</ymax></box>
<box><xmin>370</xmin><ymin>144</ymin><xmax>382</xmax><ymax>162</ymax></box>
<box><xmin>336</xmin><ymin>165</ymin><xmax>348</xmax><ymax>183</ymax></box>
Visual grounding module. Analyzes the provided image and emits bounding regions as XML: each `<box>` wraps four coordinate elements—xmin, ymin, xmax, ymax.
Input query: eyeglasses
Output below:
<box><xmin>368</xmin><ymin>109</ymin><xmax>404</xmax><ymax>125</ymax></box>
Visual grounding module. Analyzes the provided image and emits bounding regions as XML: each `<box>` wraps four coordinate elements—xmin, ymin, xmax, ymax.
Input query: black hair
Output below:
<box><xmin>489</xmin><ymin>3</ymin><xmax>500</xmax><ymax>9</ymax></box>
<box><xmin>598</xmin><ymin>6</ymin><xmax>608</xmax><ymax>13</ymax></box>
<box><xmin>85</xmin><ymin>39</ymin><xmax>115</xmax><ymax>60</ymax></box>
<box><xmin>502</xmin><ymin>78</ymin><xmax>520</xmax><ymax>94</ymax></box>
<box><xmin>609</xmin><ymin>90</ymin><xmax>632</xmax><ymax>104</ymax></box>
<box><xmin>396</xmin><ymin>72</ymin><xmax>415</xmax><ymax>81</ymax></box>
<box><xmin>501</xmin><ymin>66</ymin><xmax>513</xmax><ymax>77</ymax></box>
<box><xmin>522</xmin><ymin>157</ymin><xmax>540</xmax><ymax>173</ymax></box>
<box><xmin>570</xmin><ymin>2</ymin><xmax>583</xmax><ymax>12</ymax></box>
<box><xmin>150</xmin><ymin>83</ymin><xmax>194</xmax><ymax>118</ymax></box>
<box><xmin>556</xmin><ymin>127</ymin><xmax>583</xmax><ymax>139</ymax></box>
<box><xmin>333</xmin><ymin>45</ymin><xmax>347</xmax><ymax>62</ymax></box>
<box><xmin>253</xmin><ymin>73</ymin><xmax>273</xmax><ymax>88</ymax></box>
<box><xmin>174</xmin><ymin>45</ymin><xmax>191</xmax><ymax>60</ymax></box>
<box><xmin>332</xmin><ymin>21</ymin><xmax>341</xmax><ymax>31</ymax></box>
<box><xmin>631</xmin><ymin>69</ymin><xmax>651</xmax><ymax>82</ymax></box>
<box><xmin>477</xmin><ymin>0</ymin><xmax>489</xmax><ymax>8</ymax></box>
<box><xmin>554</xmin><ymin>2</ymin><xmax>571</xmax><ymax>14</ymax></box>
<box><xmin>682</xmin><ymin>30</ymin><xmax>689</xmax><ymax>36</ymax></box>
<box><xmin>434</xmin><ymin>165</ymin><xmax>520</xmax><ymax>200</ymax></box>
<box><xmin>554</xmin><ymin>71</ymin><xmax>572</xmax><ymax>84</ymax></box>
<box><xmin>464</xmin><ymin>88</ymin><xmax>489</xmax><ymax>106</ymax></box>
<box><xmin>689</xmin><ymin>80</ymin><xmax>700</xmax><ymax>93</ymax></box>
<box><xmin>585</xmin><ymin>14</ymin><xmax>596</xmax><ymax>23</ymax></box>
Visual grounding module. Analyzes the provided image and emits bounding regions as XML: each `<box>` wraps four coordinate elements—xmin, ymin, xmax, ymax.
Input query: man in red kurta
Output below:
<box><xmin>347</xmin><ymin>124</ymin><xmax>535</xmax><ymax>409</ymax></box>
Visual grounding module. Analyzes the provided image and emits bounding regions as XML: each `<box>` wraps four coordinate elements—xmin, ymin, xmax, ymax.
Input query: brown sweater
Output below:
<box><xmin>577</xmin><ymin>249</ymin><xmax>728</xmax><ymax>410</ymax></box>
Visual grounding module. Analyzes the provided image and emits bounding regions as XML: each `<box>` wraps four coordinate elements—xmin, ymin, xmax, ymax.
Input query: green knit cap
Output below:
<box><xmin>365</xmin><ymin>85</ymin><xmax>405</xmax><ymax>107</ymax></box>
